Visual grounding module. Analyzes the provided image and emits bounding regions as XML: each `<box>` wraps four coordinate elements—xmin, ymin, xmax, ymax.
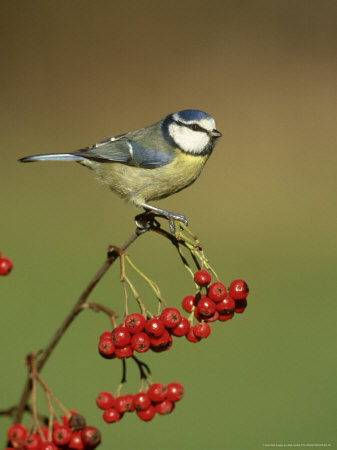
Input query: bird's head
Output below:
<box><xmin>161</xmin><ymin>109</ymin><xmax>222</xmax><ymax>155</ymax></box>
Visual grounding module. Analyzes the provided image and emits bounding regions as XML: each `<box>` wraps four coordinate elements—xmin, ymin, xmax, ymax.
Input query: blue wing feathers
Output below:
<box><xmin>19</xmin><ymin>120</ymin><xmax>174</xmax><ymax>169</ymax></box>
<box><xmin>72</xmin><ymin>132</ymin><xmax>173</xmax><ymax>169</ymax></box>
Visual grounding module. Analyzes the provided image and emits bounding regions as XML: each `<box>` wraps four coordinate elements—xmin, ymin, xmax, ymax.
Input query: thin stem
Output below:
<box><xmin>44</xmin><ymin>391</ymin><xmax>54</xmax><ymax>442</ymax></box>
<box><xmin>148</xmin><ymin>224</ymin><xmax>196</xmax><ymax>274</ymax></box>
<box><xmin>29</xmin><ymin>355</ymin><xmax>68</xmax><ymax>440</ymax></box>
<box><xmin>31</xmin><ymin>367</ymin><xmax>39</xmax><ymax>435</ymax></box>
<box><xmin>122</xmin><ymin>280</ymin><xmax>129</xmax><ymax>317</ymax></box>
<box><xmin>49</xmin><ymin>391</ymin><xmax>68</xmax><ymax>417</ymax></box>
<box><xmin>124</xmin><ymin>274</ymin><xmax>147</xmax><ymax>316</ymax></box>
<box><xmin>82</xmin><ymin>301</ymin><xmax>118</xmax><ymax>328</ymax></box>
<box><xmin>125</xmin><ymin>255</ymin><xmax>166</xmax><ymax>306</ymax></box>
<box><xmin>121</xmin><ymin>359</ymin><xmax>127</xmax><ymax>384</ymax></box>
<box><xmin>149</xmin><ymin>222</ymin><xmax>218</xmax><ymax>280</ymax></box>
<box><xmin>114</xmin><ymin>383</ymin><xmax>123</xmax><ymax>398</ymax></box>
<box><xmin>118</xmin><ymin>249</ymin><xmax>130</xmax><ymax>317</ymax></box>
<box><xmin>131</xmin><ymin>355</ymin><xmax>151</xmax><ymax>379</ymax></box>
<box><xmin>111</xmin><ymin>247</ymin><xmax>148</xmax><ymax>316</ymax></box>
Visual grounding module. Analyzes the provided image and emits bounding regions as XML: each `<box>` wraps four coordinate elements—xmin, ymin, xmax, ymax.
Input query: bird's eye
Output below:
<box><xmin>191</xmin><ymin>124</ymin><xmax>201</xmax><ymax>131</ymax></box>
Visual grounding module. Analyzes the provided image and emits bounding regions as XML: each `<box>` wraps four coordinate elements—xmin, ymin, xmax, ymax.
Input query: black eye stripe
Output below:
<box><xmin>174</xmin><ymin>120</ymin><xmax>207</xmax><ymax>134</ymax></box>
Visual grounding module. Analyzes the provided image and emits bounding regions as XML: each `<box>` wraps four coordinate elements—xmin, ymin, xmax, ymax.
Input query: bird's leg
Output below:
<box><xmin>141</xmin><ymin>203</ymin><xmax>188</xmax><ymax>234</ymax></box>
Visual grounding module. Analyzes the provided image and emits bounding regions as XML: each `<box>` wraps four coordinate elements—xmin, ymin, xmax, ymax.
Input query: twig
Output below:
<box><xmin>131</xmin><ymin>355</ymin><xmax>151</xmax><ymax>380</ymax></box>
<box><xmin>83</xmin><ymin>301</ymin><xmax>118</xmax><ymax>328</ymax></box>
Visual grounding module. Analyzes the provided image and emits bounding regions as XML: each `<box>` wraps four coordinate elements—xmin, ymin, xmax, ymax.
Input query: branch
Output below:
<box><xmin>14</xmin><ymin>228</ymin><xmax>142</xmax><ymax>423</ymax></box>
<box><xmin>11</xmin><ymin>212</ymin><xmax>202</xmax><ymax>425</ymax></box>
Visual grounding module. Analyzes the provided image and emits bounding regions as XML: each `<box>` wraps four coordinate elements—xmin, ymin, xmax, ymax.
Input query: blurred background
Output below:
<box><xmin>1</xmin><ymin>0</ymin><xmax>336</xmax><ymax>448</ymax></box>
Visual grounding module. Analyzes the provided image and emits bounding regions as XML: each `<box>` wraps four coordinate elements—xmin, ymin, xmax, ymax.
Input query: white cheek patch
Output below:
<box><xmin>169</xmin><ymin>123</ymin><xmax>210</xmax><ymax>154</ymax></box>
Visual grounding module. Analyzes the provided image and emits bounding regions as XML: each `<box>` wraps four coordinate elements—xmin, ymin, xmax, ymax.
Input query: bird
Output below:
<box><xmin>19</xmin><ymin>109</ymin><xmax>222</xmax><ymax>231</ymax></box>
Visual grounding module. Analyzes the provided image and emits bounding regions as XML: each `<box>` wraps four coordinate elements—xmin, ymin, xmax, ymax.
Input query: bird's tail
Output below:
<box><xmin>19</xmin><ymin>153</ymin><xmax>85</xmax><ymax>163</ymax></box>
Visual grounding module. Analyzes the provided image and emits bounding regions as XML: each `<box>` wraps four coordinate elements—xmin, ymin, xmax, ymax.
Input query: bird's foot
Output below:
<box><xmin>140</xmin><ymin>203</ymin><xmax>188</xmax><ymax>234</ymax></box>
<box><xmin>167</xmin><ymin>213</ymin><xmax>188</xmax><ymax>234</ymax></box>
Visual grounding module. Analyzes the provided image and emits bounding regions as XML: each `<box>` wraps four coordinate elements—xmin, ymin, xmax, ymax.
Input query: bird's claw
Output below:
<box><xmin>139</xmin><ymin>203</ymin><xmax>188</xmax><ymax>234</ymax></box>
<box><xmin>168</xmin><ymin>214</ymin><xmax>188</xmax><ymax>234</ymax></box>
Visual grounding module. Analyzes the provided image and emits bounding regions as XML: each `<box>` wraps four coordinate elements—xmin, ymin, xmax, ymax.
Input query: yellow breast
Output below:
<box><xmin>95</xmin><ymin>150</ymin><xmax>209</xmax><ymax>206</ymax></box>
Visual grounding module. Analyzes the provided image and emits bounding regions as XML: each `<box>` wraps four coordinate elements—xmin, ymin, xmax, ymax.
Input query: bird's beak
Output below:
<box><xmin>210</xmin><ymin>129</ymin><xmax>222</xmax><ymax>138</ymax></box>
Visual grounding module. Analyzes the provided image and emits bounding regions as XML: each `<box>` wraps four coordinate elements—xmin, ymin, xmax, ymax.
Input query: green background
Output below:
<box><xmin>1</xmin><ymin>1</ymin><xmax>336</xmax><ymax>449</ymax></box>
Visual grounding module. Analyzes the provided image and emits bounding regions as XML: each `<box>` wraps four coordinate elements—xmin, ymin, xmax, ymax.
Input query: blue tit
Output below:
<box><xmin>19</xmin><ymin>109</ymin><xmax>222</xmax><ymax>228</ymax></box>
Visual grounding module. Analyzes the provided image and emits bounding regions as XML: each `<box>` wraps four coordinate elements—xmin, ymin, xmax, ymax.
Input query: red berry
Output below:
<box><xmin>98</xmin><ymin>338</ymin><xmax>115</xmax><ymax>358</ymax></box>
<box><xmin>147</xmin><ymin>383</ymin><xmax>167</xmax><ymax>402</ymax></box>
<box><xmin>134</xmin><ymin>392</ymin><xmax>151</xmax><ymax>411</ymax></box>
<box><xmin>81</xmin><ymin>426</ymin><xmax>101</xmax><ymax>449</ymax></box>
<box><xmin>41</xmin><ymin>443</ymin><xmax>58</xmax><ymax>450</ymax></box>
<box><xmin>24</xmin><ymin>433</ymin><xmax>42</xmax><ymax>450</ymax></box>
<box><xmin>160</xmin><ymin>307</ymin><xmax>182</xmax><ymax>328</ymax></box>
<box><xmin>171</xmin><ymin>317</ymin><xmax>190</xmax><ymax>337</ymax></box>
<box><xmin>136</xmin><ymin>405</ymin><xmax>156</xmax><ymax>421</ymax></box>
<box><xmin>229</xmin><ymin>279</ymin><xmax>249</xmax><ymax>300</ymax></box>
<box><xmin>99</xmin><ymin>331</ymin><xmax>113</xmax><ymax>341</ymax></box>
<box><xmin>203</xmin><ymin>311</ymin><xmax>219</xmax><ymax>322</ymax></box>
<box><xmin>68</xmin><ymin>431</ymin><xmax>84</xmax><ymax>449</ymax></box>
<box><xmin>115</xmin><ymin>344</ymin><xmax>133</xmax><ymax>359</ymax></box>
<box><xmin>186</xmin><ymin>326</ymin><xmax>201</xmax><ymax>343</ymax></box>
<box><xmin>181</xmin><ymin>295</ymin><xmax>195</xmax><ymax>312</ymax></box>
<box><xmin>112</xmin><ymin>327</ymin><xmax>131</xmax><ymax>347</ymax></box>
<box><xmin>193</xmin><ymin>322</ymin><xmax>211</xmax><ymax>338</ymax></box>
<box><xmin>131</xmin><ymin>332</ymin><xmax>150</xmax><ymax>352</ymax></box>
<box><xmin>0</xmin><ymin>257</ymin><xmax>13</xmax><ymax>275</ymax></box>
<box><xmin>166</xmin><ymin>382</ymin><xmax>184</xmax><ymax>402</ymax></box>
<box><xmin>7</xmin><ymin>423</ymin><xmax>27</xmax><ymax>444</ymax></box>
<box><xmin>125</xmin><ymin>313</ymin><xmax>146</xmax><ymax>334</ymax></box>
<box><xmin>218</xmin><ymin>312</ymin><xmax>234</xmax><ymax>322</ymax></box>
<box><xmin>207</xmin><ymin>282</ymin><xmax>227</xmax><ymax>302</ymax></box>
<box><xmin>197</xmin><ymin>297</ymin><xmax>216</xmax><ymax>317</ymax></box>
<box><xmin>52</xmin><ymin>420</ymin><xmax>62</xmax><ymax>430</ymax></box>
<box><xmin>150</xmin><ymin>329</ymin><xmax>172</xmax><ymax>352</ymax></box>
<box><xmin>115</xmin><ymin>394</ymin><xmax>135</xmax><ymax>413</ymax></box>
<box><xmin>96</xmin><ymin>391</ymin><xmax>115</xmax><ymax>410</ymax></box>
<box><xmin>234</xmin><ymin>298</ymin><xmax>248</xmax><ymax>313</ymax></box>
<box><xmin>145</xmin><ymin>317</ymin><xmax>165</xmax><ymax>337</ymax></box>
<box><xmin>151</xmin><ymin>335</ymin><xmax>173</xmax><ymax>352</ymax></box>
<box><xmin>216</xmin><ymin>294</ymin><xmax>235</xmax><ymax>313</ymax></box>
<box><xmin>52</xmin><ymin>425</ymin><xmax>71</xmax><ymax>446</ymax></box>
<box><xmin>155</xmin><ymin>399</ymin><xmax>174</xmax><ymax>415</ymax></box>
<box><xmin>102</xmin><ymin>408</ymin><xmax>121</xmax><ymax>423</ymax></box>
<box><xmin>194</xmin><ymin>269</ymin><xmax>211</xmax><ymax>287</ymax></box>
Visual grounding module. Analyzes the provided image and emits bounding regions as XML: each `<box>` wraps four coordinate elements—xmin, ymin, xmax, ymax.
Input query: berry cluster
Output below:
<box><xmin>182</xmin><ymin>271</ymin><xmax>249</xmax><ymax>342</ymax></box>
<box><xmin>96</xmin><ymin>382</ymin><xmax>184</xmax><ymax>423</ymax></box>
<box><xmin>98</xmin><ymin>309</ymin><xmax>182</xmax><ymax>358</ymax></box>
<box><xmin>6</xmin><ymin>412</ymin><xmax>101</xmax><ymax>450</ymax></box>
<box><xmin>0</xmin><ymin>252</ymin><xmax>13</xmax><ymax>276</ymax></box>
<box><xmin>98</xmin><ymin>271</ymin><xmax>249</xmax><ymax>357</ymax></box>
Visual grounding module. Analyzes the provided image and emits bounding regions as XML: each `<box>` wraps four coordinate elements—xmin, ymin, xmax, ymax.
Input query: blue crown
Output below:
<box><xmin>176</xmin><ymin>109</ymin><xmax>212</xmax><ymax>122</ymax></box>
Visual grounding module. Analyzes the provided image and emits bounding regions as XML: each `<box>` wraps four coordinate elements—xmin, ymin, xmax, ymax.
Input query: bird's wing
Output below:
<box><xmin>72</xmin><ymin>124</ymin><xmax>174</xmax><ymax>169</ymax></box>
